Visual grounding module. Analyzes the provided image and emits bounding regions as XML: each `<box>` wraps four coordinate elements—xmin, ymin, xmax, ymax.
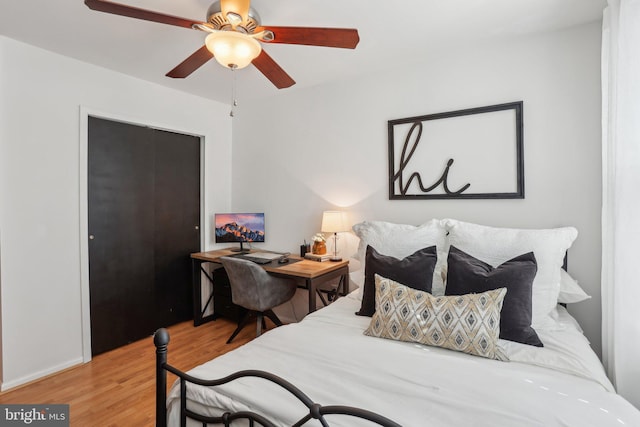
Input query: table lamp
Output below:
<box><xmin>321</xmin><ymin>211</ymin><xmax>349</xmax><ymax>262</ymax></box>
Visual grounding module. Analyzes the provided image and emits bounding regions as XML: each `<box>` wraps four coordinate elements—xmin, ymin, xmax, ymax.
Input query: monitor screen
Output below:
<box><xmin>214</xmin><ymin>213</ymin><xmax>265</xmax><ymax>244</ymax></box>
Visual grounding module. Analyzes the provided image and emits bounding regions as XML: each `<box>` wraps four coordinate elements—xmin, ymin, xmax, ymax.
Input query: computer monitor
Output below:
<box><xmin>214</xmin><ymin>212</ymin><xmax>265</xmax><ymax>253</ymax></box>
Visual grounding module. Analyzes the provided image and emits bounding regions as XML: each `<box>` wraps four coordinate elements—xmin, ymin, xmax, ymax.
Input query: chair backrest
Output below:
<box><xmin>220</xmin><ymin>257</ymin><xmax>296</xmax><ymax>312</ymax></box>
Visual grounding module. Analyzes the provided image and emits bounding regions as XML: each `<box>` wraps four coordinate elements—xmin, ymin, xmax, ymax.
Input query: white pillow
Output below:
<box><xmin>348</xmin><ymin>258</ymin><xmax>364</xmax><ymax>299</ymax></box>
<box><xmin>558</xmin><ymin>269</ymin><xmax>591</xmax><ymax>304</ymax></box>
<box><xmin>444</xmin><ymin>219</ymin><xmax>578</xmax><ymax>328</ymax></box>
<box><xmin>352</xmin><ymin>219</ymin><xmax>448</xmax><ymax>296</ymax></box>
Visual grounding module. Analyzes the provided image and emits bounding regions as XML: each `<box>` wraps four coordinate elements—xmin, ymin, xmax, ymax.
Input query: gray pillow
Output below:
<box><xmin>445</xmin><ymin>246</ymin><xmax>542</xmax><ymax>347</ymax></box>
<box><xmin>357</xmin><ymin>245</ymin><xmax>437</xmax><ymax>317</ymax></box>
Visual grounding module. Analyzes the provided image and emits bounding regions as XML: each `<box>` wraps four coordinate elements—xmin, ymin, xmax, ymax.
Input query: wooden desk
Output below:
<box><xmin>190</xmin><ymin>248</ymin><xmax>349</xmax><ymax>326</ymax></box>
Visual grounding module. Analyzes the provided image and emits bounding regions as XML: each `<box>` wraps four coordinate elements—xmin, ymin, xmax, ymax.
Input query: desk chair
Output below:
<box><xmin>220</xmin><ymin>256</ymin><xmax>297</xmax><ymax>344</ymax></box>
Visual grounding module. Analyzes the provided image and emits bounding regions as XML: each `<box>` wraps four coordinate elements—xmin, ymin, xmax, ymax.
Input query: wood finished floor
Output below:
<box><xmin>0</xmin><ymin>317</ymin><xmax>267</xmax><ymax>426</ymax></box>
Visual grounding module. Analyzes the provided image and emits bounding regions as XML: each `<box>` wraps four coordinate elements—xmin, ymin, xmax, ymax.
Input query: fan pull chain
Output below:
<box><xmin>230</xmin><ymin>68</ymin><xmax>238</xmax><ymax>117</ymax></box>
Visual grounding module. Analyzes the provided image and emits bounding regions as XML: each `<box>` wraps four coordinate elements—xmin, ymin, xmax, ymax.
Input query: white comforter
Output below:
<box><xmin>167</xmin><ymin>295</ymin><xmax>640</xmax><ymax>426</ymax></box>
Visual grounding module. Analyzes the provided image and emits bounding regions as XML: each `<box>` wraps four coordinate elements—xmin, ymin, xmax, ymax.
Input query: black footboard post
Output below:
<box><xmin>154</xmin><ymin>328</ymin><xmax>170</xmax><ymax>427</ymax></box>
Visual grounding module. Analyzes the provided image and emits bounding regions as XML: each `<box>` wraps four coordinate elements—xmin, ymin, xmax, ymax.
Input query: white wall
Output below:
<box><xmin>0</xmin><ymin>36</ymin><xmax>7</xmax><ymax>383</ymax></box>
<box><xmin>231</xmin><ymin>23</ymin><xmax>604</xmax><ymax>355</ymax></box>
<box><xmin>0</xmin><ymin>36</ymin><xmax>232</xmax><ymax>389</ymax></box>
<box><xmin>0</xmin><ymin>20</ymin><xmax>605</xmax><ymax>389</ymax></box>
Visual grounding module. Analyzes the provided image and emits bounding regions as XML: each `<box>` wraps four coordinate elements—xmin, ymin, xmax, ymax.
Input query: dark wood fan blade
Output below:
<box><xmin>252</xmin><ymin>50</ymin><xmax>295</xmax><ymax>89</ymax></box>
<box><xmin>85</xmin><ymin>0</ymin><xmax>202</xmax><ymax>29</ymax></box>
<box><xmin>256</xmin><ymin>27</ymin><xmax>360</xmax><ymax>49</ymax></box>
<box><xmin>166</xmin><ymin>46</ymin><xmax>213</xmax><ymax>78</ymax></box>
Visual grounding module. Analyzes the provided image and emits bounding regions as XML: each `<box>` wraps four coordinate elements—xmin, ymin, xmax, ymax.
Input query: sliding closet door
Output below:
<box><xmin>153</xmin><ymin>129</ymin><xmax>201</xmax><ymax>327</ymax></box>
<box><xmin>88</xmin><ymin>117</ymin><xmax>200</xmax><ymax>356</ymax></box>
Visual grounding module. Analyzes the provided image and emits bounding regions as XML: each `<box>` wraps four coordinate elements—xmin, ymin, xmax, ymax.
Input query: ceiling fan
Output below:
<box><xmin>84</xmin><ymin>0</ymin><xmax>360</xmax><ymax>89</ymax></box>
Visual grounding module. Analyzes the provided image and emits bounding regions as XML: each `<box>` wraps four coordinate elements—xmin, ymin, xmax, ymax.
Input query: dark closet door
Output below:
<box><xmin>88</xmin><ymin>117</ymin><xmax>200</xmax><ymax>356</ymax></box>
<box><xmin>153</xmin><ymin>129</ymin><xmax>201</xmax><ymax>326</ymax></box>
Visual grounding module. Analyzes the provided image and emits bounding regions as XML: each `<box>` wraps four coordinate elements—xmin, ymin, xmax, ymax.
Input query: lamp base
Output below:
<box><xmin>329</xmin><ymin>256</ymin><xmax>342</xmax><ymax>262</ymax></box>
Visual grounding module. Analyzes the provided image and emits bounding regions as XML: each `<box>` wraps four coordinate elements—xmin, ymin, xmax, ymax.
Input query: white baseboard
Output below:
<box><xmin>1</xmin><ymin>357</ymin><xmax>84</xmax><ymax>392</ymax></box>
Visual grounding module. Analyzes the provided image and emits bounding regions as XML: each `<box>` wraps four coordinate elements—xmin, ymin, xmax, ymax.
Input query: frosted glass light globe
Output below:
<box><xmin>205</xmin><ymin>31</ymin><xmax>261</xmax><ymax>69</ymax></box>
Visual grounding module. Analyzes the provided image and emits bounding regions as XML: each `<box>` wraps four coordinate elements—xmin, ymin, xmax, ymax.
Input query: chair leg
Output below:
<box><xmin>256</xmin><ymin>312</ymin><xmax>264</xmax><ymax>337</ymax></box>
<box><xmin>264</xmin><ymin>309</ymin><xmax>283</xmax><ymax>327</ymax></box>
<box><xmin>227</xmin><ymin>311</ymin><xmax>252</xmax><ymax>344</ymax></box>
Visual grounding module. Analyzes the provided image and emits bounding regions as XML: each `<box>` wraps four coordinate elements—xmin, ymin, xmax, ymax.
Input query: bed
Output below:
<box><xmin>156</xmin><ymin>219</ymin><xmax>640</xmax><ymax>426</ymax></box>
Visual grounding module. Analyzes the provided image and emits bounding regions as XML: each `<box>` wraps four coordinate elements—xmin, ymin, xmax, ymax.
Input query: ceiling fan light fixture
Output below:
<box><xmin>205</xmin><ymin>31</ymin><xmax>262</xmax><ymax>69</ymax></box>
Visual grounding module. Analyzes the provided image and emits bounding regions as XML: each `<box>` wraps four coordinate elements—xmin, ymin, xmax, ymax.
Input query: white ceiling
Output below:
<box><xmin>0</xmin><ymin>0</ymin><xmax>606</xmax><ymax>104</ymax></box>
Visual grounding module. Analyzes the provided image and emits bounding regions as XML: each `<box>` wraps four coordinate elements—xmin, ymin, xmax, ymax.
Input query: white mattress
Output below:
<box><xmin>167</xmin><ymin>294</ymin><xmax>640</xmax><ymax>426</ymax></box>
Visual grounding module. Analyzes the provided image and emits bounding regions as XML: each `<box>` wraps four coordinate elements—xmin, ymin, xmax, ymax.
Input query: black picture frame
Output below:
<box><xmin>388</xmin><ymin>101</ymin><xmax>524</xmax><ymax>200</ymax></box>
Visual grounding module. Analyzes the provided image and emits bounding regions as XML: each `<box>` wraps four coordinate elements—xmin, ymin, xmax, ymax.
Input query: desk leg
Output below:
<box><xmin>192</xmin><ymin>260</ymin><xmax>218</xmax><ymax>326</ymax></box>
<box><xmin>340</xmin><ymin>271</ymin><xmax>350</xmax><ymax>296</ymax></box>
<box><xmin>192</xmin><ymin>259</ymin><xmax>203</xmax><ymax>326</ymax></box>
<box><xmin>306</xmin><ymin>266</ymin><xmax>349</xmax><ymax>314</ymax></box>
<box><xmin>307</xmin><ymin>278</ymin><xmax>317</xmax><ymax>314</ymax></box>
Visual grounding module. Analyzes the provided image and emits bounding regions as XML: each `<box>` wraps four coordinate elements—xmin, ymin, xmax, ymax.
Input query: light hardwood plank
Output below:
<box><xmin>0</xmin><ymin>318</ymin><xmax>270</xmax><ymax>426</ymax></box>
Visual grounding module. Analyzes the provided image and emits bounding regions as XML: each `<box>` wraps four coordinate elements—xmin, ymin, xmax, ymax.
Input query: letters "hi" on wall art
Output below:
<box><xmin>388</xmin><ymin>101</ymin><xmax>524</xmax><ymax>200</ymax></box>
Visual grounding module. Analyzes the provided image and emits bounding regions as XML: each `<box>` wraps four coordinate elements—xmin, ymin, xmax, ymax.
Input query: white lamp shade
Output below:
<box><xmin>321</xmin><ymin>211</ymin><xmax>349</xmax><ymax>233</ymax></box>
<box><xmin>205</xmin><ymin>31</ymin><xmax>261</xmax><ymax>69</ymax></box>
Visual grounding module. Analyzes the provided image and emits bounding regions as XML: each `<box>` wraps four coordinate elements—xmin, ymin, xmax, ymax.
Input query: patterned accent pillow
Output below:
<box><xmin>364</xmin><ymin>274</ymin><xmax>508</xmax><ymax>361</ymax></box>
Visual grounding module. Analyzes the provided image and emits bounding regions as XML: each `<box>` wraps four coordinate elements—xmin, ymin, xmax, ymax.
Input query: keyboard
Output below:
<box><xmin>233</xmin><ymin>254</ymin><xmax>277</xmax><ymax>264</ymax></box>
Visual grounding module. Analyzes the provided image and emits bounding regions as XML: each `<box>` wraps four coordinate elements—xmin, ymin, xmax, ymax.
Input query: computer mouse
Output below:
<box><xmin>278</xmin><ymin>257</ymin><xmax>289</xmax><ymax>264</ymax></box>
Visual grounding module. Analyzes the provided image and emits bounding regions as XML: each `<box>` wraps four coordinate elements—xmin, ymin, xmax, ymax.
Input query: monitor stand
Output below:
<box><xmin>229</xmin><ymin>241</ymin><xmax>250</xmax><ymax>254</ymax></box>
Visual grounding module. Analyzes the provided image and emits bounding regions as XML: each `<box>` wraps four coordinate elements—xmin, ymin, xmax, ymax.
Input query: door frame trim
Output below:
<box><xmin>79</xmin><ymin>106</ymin><xmax>205</xmax><ymax>362</ymax></box>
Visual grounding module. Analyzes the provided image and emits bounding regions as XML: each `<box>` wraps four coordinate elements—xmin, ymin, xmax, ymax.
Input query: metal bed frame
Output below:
<box><xmin>154</xmin><ymin>328</ymin><xmax>401</xmax><ymax>427</ymax></box>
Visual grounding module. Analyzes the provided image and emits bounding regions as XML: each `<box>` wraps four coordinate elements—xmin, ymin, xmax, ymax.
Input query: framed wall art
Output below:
<box><xmin>388</xmin><ymin>101</ymin><xmax>524</xmax><ymax>200</ymax></box>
